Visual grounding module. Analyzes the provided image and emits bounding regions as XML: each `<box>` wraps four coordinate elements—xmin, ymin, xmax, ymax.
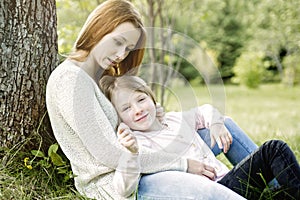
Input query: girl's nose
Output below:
<box><xmin>133</xmin><ymin>104</ymin><xmax>143</xmax><ymax>115</ymax></box>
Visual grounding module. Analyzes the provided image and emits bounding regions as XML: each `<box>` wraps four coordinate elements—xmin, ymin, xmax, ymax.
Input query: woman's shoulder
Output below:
<box><xmin>48</xmin><ymin>59</ymin><xmax>92</xmax><ymax>85</ymax></box>
<box><xmin>49</xmin><ymin>59</ymin><xmax>80</xmax><ymax>78</ymax></box>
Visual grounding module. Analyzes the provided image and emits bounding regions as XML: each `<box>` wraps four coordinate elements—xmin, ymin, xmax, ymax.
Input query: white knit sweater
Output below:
<box><xmin>46</xmin><ymin>59</ymin><xmax>187</xmax><ymax>199</ymax></box>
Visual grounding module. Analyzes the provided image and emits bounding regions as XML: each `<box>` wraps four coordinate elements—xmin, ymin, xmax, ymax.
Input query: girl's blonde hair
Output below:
<box><xmin>69</xmin><ymin>0</ymin><xmax>146</xmax><ymax>76</ymax></box>
<box><xmin>100</xmin><ymin>75</ymin><xmax>156</xmax><ymax>106</ymax></box>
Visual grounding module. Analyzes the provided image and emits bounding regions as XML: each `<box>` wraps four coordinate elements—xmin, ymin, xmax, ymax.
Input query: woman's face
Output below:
<box><xmin>112</xmin><ymin>88</ymin><xmax>157</xmax><ymax>132</ymax></box>
<box><xmin>91</xmin><ymin>22</ymin><xmax>141</xmax><ymax>70</ymax></box>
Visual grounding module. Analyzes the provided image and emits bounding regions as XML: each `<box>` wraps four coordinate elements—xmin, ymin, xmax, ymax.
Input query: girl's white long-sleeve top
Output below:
<box><xmin>46</xmin><ymin>60</ymin><xmax>187</xmax><ymax>200</ymax></box>
<box><xmin>114</xmin><ymin>104</ymin><xmax>229</xmax><ymax>197</ymax></box>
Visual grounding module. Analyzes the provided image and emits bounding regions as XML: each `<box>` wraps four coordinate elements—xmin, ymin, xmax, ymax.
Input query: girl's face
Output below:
<box><xmin>91</xmin><ymin>22</ymin><xmax>141</xmax><ymax>70</ymax></box>
<box><xmin>112</xmin><ymin>88</ymin><xmax>159</xmax><ymax>132</ymax></box>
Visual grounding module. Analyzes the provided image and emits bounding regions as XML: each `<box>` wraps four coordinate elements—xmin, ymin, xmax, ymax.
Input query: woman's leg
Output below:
<box><xmin>138</xmin><ymin>171</ymin><xmax>246</xmax><ymax>200</ymax></box>
<box><xmin>198</xmin><ymin>117</ymin><xmax>258</xmax><ymax>165</ymax></box>
<box><xmin>218</xmin><ymin>140</ymin><xmax>300</xmax><ymax>199</ymax></box>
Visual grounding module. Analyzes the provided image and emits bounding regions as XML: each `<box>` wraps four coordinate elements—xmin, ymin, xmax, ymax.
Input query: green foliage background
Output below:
<box><xmin>57</xmin><ymin>0</ymin><xmax>300</xmax><ymax>87</ymax></box>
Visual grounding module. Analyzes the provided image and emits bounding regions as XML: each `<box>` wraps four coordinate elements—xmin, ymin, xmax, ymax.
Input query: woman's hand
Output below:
<box><xmin>117</xmin><ymin>122</ymin><xmax>139</xmax><ymax>154</ymax></box>
<box><xmin>210</xmin><ymin>123</ymin><xmax>232</xmax><ymax>153</ymax></box>
<box><xmin>156</xmin><ymin>103</ymin><xmax>165</xmax><ymax>123</ymax></box>
<box><xmin>187</xmin><ymin>159</ymin><xmax>216</xmax><ymax>181</ymax></box>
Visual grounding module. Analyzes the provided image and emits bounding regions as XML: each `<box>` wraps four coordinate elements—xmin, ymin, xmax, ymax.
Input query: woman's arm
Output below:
<box><xmin>113</xmin><ymin>153</ymin><xmax>141</xmax><ymax>197</ymax></box>
<box><xmin>113</xmin><ymin>123</ymin><xmax>140</xmax><ymax>197</ymax></box>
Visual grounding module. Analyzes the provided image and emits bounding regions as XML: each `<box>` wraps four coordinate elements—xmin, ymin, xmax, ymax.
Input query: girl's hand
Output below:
<box><xmin>117</xmin><ymin>123</ymin><xmax>139</xmax><ymax>154</ymax></box>
<box><xmin>210</xmin><ymin>123</ymin><xmax>232</xmax><ymax>153</ymax></box>
<box><xmin>156</xmin><ymin>103</ymin><xmax>165</xmax><ymax>123</ymax></box>
<box><xmin>187</xmin><ymin>159</ymin><xmax>216</xmax><ymax>181</ymax></box>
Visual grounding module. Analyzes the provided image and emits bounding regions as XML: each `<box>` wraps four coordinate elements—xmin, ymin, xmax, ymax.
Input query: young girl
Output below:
<box><xmin>100</xmin><ymin>74</ymin><xmax>300</xmax><ymax>200</ymax></box>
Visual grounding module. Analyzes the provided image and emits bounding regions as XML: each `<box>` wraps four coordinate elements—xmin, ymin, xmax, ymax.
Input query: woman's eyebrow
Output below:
<box><xmin>118</xmin><ymin>35</ymin><xmax>127</xmax><ymax>42</ymax></box>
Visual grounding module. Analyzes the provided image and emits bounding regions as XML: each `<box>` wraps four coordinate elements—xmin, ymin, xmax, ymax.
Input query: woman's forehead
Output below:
<box><xmin>110</xmin><ymin>22</ymin><xmax>141</xmax><ymax>42</ymax></box>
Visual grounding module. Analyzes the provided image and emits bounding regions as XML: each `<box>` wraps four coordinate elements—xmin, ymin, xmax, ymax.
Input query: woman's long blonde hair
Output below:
<box><xmin>69</xmin><ymin>0</ymin><xmax>146</xmax><ymax>76</ymax></box>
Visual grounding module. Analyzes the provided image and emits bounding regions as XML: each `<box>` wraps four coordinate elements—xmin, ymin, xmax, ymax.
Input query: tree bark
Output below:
<box><xmin>0</xmin><ymin>0</ymin><xmax>58</xmax><ymax>149</ymax></box>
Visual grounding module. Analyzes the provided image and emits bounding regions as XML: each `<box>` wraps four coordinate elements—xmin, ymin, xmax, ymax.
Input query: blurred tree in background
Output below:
<box><xmin>56</xmin><ymin>0</ymin><xmax>300</xmax><ymax>90</ymax></box>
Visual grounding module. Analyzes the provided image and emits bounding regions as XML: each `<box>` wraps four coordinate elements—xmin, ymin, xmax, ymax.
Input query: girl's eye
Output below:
<box><xmin>122</xmin><ymin>106</ymin><xmax>130</xmax><ymax>112</ymax></box>
<box><xmin>138</xmin><ymin>97</ymin><xmax>146</xmax><ymax>102</ymax></box>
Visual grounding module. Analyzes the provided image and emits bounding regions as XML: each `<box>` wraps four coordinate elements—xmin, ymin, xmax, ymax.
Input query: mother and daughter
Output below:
<box><xmin>46</xmin><ymin>0</ymin><xmax>300</xmax><ymax>199</ymax></box>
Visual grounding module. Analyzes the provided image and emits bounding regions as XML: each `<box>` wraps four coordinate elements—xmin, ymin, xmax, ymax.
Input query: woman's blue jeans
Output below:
<box><xmin>137</xmin><ymin>118</ymin><xmax>255</xmax><ymax>199</ymax></box>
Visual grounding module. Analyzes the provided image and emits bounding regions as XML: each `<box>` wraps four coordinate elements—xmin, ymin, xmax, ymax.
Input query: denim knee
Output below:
<box><xmin>264</xmin><ymin>140</ymin><xmax>286</xmax><ymax>150</ymax></box>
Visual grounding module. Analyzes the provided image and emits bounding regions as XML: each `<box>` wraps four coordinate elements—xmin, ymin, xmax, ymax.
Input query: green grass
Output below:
<box><xmin>166</xmin><ymin>83</ymin><xmax>300</xmax><ymax>161</ymax></box>
<box><xmin>1</xmin><ymin>83</ymin><xmax>299</xmax><ymax>199</ymax></box>
<box><xmin>0</xmin><ymin>138</ymin><xmax>89</xmax><ymax>200</ymax></box>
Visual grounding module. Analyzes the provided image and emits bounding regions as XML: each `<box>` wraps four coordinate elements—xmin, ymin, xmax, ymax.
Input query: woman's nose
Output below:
<box><xmin>116</xmin><ymin>47</ymin><xmax>129</xmax><ymax>61</ymax></box>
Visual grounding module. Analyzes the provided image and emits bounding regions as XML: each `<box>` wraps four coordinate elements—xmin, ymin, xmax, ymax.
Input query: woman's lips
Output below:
<box><xmin>107</xmin><ymin>57</ymin><xmax>117</xmax><ymax>66</ymax></box>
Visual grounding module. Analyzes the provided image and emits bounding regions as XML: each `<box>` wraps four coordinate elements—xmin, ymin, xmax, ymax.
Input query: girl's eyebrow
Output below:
<box><xmin>136</xmin><ymin>93</ymin><xmax>147</xmax><ymax>98</ymax></box>
<box><xmin>121</xmin><ymin>103</ymin><xmax>129</xmax><ymax>107</ymax></box>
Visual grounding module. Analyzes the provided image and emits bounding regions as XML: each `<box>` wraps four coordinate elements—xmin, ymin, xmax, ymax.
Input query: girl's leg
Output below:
<box><xmin>218</xmin><ymin>140</ymin><xmax>300</xmax><ymax>199</ymax></box>
<box><xmin>198</xmin><ymin>117</ymin><xmax>279</xmax><ymax>188</ymax></box>
<box><xmin>138</xmin><ymin>171</ymin><xmax>246</xmax><ymax>200</ymax></box>
<box><xmin>198</xmin><ymin>117</ymin><xmax>258</xmax><ymax>165</ymax></box>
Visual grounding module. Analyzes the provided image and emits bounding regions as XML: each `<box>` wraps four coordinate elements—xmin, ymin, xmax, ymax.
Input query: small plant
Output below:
<box><xmin>26</xmin><ymin>143</ymin><xmax>75</xmax><ymax>183</ymax></box>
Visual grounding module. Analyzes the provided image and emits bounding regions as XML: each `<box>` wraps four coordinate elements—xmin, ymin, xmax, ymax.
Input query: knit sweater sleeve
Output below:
<box><xmin>49</xmin><ymin>64</ymin><xmax>187</xmax><ymax>173</ymax></box>
<box><xmin>113</xmin><ymin>153</ymin><xmax>141</xmax><ymax>197</ymax></box>
<box><xmin>53</xmin><ymin>67</ymin><xmax>123</xmax><ymax>168</ymax></box>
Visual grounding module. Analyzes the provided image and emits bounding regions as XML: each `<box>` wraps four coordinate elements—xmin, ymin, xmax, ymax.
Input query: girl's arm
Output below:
<box><xmin>191</xmin><ymin>104</ymin><xmax>232</xmax><ymax>153</ymax></box>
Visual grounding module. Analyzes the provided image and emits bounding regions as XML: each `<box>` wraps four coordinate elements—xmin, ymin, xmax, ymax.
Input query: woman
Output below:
<box><xmin>47</xmin><ymin>0</ymin><xmax>256</xmax><ymax>199</ymax></box>
<box><xmin>100</xmin><ymin>74</ymin><xmax>300</xmax><ymax>199</ymax></box>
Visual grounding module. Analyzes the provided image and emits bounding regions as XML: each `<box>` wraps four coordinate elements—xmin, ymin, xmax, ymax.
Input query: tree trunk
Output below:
<box><xmin>0</xmin><ymin>0</ymin><xmax>58</xmax><ymax>149</ymax></box>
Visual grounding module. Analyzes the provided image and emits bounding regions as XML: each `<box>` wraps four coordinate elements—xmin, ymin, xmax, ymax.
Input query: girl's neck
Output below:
<box><xmin>144</xmin><ymin>118</ymin><xmax>164</xmax><ymax>132</ymax></box>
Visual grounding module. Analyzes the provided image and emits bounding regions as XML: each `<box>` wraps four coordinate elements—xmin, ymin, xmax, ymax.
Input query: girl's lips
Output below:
<box><xmin>135</xmin><ymin>113</ymin><xmax>148</xmax><ymax>122</ymax></box>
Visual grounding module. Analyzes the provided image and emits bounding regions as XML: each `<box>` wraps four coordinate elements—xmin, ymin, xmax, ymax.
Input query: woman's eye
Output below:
<box><xmin>125</xmin><ymin>47</ymin><xmax>134</xmax><ymax>52</ymax></box>
<box><xmin>114</xmin><ymin>39</ymin><xmax>123</xmax><ymax>46</ymax></box>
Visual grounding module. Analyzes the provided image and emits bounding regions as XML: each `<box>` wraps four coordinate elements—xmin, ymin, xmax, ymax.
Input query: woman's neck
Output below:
<box><xmin>71</xmin><ymin>57</ymin><xmax>103</xmax><ymax>82</ymax></box>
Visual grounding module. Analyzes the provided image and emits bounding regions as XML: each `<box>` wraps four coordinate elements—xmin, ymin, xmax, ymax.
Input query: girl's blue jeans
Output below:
<box><xmin>218</xmin><ymin>140</ymin><xmax>300</xmax><ymax>199</ymax></box>
<box><xmin>199</xmin><ymin>117</ymin><xmax>258</xmax><ymax>165</ymax></box>
<box><xmin>137</xmin><ymin>118</ymin><xmax>256</xmax><ymax>199</ymax></box>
